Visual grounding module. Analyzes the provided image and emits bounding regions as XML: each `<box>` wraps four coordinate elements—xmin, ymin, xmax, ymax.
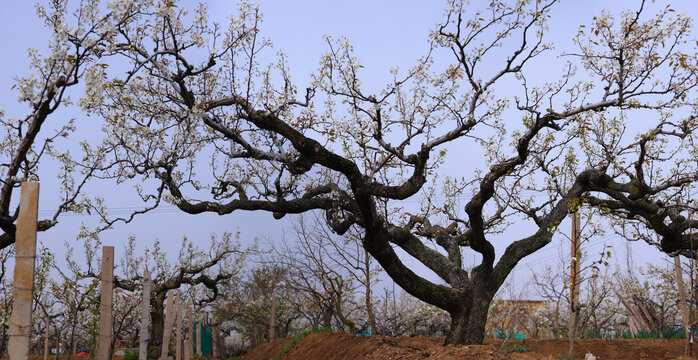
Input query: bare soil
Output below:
<box><xmin>243</xmin><ymin>332</ymin><xmax>696</xmax><ymax>360</ymax></box>
<box><xmin>0</xmin><ymin>356</ymin><xmax>124</xmax><ymax>360</ymax></box>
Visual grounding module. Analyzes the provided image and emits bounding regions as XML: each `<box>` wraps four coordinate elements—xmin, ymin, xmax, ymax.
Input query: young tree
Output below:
<box><xmin>373</xmin><ymin>288</ymin><xmax>450</xmax><ymax>337</ymax></box>
<box><xmin>533</xmin><ymin>250</ymin><xmax>622</xmax><ymax>339</ymax></box>
<box><xmin>615</xmin><ymin>261</ymin><xmax>684</xmax><ymax>337</ymax></box>
<box><xmin>275</xmin><ymin>214</ymin><xmax>380</xmax><ymax>332</ymax></box>
<box><xmin>108</xmin><ymin>234</ymin><xmax>246</xmax><ymax>357</ymax></box>
<box><xmin>216</xmin><ymin>265</ymin><xmax>303</xmax><ymax>345</ymax></box>
<box><xmin>53</xmin><ymin>240</ymin><xmax>103</xmax><ymax>357</ymax></box>
<box><xmin>78</xmin><ymin>0</ymin><xmax>698</xmax><ymax>344</ymax></box>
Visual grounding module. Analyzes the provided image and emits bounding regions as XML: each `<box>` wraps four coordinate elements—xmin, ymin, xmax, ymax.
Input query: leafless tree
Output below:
<box><xmin>275</xmin><ymin>213</ymin><xmax>380</xmax><ymax>332</ymax></box>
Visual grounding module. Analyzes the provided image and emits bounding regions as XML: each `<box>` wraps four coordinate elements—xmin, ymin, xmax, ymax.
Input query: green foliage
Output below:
<box><xmin>582</xmin><ymin>329</ymin><xmax>603</xmax><ymax>339</ymax></box>
<box><xmin>490</xmin><ymin>331</ymin><xmax>509</xmax><ymax>340</ymax></box>
<box><xmin>123</xmin><ymin>349</ymin><xmax>139</xmax><ymax>360</ymax></box>
<box><xmin>663</xmin><ymin>328</ymin><xmax>686</xmax><ymax>339</ymax></box>
<box><xmin>312</xmin><ymin>327</ymin><xmax>332</xmax><ymax>334</ymax></box>
<box><xmin>500</xmin><ymin>343</ymin><xmax>529</xmax><ymax>353</ymax></box>
<box><xmin>633</xmin><ymin>328</ymin><xmax>685</xmax><ymax>339</ymax></box>
<box><xmin>272</xmin><ymin>327</ymin><xmax>332</xmax><ymax>360</ymax></box>
<box><xmin>222</xmin><ymin>266</ymin><xmax>299</xmax><ymax>342</ymax></box>
<box><xmin>580</xmin><ymin>327</ymin><xmax>685</xmax><ymax>339</ymax></box>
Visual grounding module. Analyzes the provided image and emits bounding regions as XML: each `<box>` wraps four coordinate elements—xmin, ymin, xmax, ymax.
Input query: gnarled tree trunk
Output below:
<box><xmin>445</xmin><ymin>294</ymin><xmax>494</xmax><ymax>345</ymax></box>
<box><xmin>148</xmin><ymin>293</ymin><xmax>166</xmax><ymax>359</ymax></box>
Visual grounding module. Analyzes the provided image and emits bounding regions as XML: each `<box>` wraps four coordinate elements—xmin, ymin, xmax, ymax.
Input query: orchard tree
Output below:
<box><xmin>0</xmin><ymin>0</ymin><xmax>147</xmax><ymax>249</ymax></box>
<box><xmin>275</xmin><ymin>214</ymin><xmax>380</xmax><ymax>332</ymax></box>
<box><xmin>77</xmin><ymin>0</ymin><xmax>698</xmax><ymax>345</ymax></box>
<box><xmin>372</xmin><ymin>288</ymin><xmax>450</xmax><ymax>337</ymax></box>
<box><xmin>216</xmin><ymin>265</ymin><xmax>303</xmax><ymax>345</ymax></box>
<box><xmin>615</xmin><ymin>260</ymin><xmax>684</xmax><ymax>336</ymax></box>
<box><xmin>532</xmin><ymin>244</ymin><xmax>623</xmax><ymax>339</ymax></box>
<box><xmin>107</xmin><ymin>234</ymin><xmax>246</xmax><ymax>357</ymax></box>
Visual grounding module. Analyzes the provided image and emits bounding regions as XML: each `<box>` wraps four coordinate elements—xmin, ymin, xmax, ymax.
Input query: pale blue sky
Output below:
<box><xmin>1</xmin><ymin>0</ymin><xmax>696</xmax><ymax>294</ymax></box>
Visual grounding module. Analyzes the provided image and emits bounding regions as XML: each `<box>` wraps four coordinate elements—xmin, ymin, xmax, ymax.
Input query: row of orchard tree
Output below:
<box><xmin>5</xmin><ymin>0</ymin><xmax>698</xmax><ymax>347</ymax></box>
<box><xmin>0</xmin><ymin>184</ymin><xmax>248</xmax><ymax>359</ymax></box>
<box><xmin>0</xmin><ymin>194</ymin><xmax>696</xmax><ymax>358</ymax></box>
<box><xmin>232</xmin><ymin>214</ymin><xmax>698</xmax><ymax>350</ymax></box>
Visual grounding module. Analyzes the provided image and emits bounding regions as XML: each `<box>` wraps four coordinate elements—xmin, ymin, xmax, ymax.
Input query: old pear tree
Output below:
<box><xmin>73</xmin><ymin>0</ymin><xmax>698</xmax><ymax>345</ymax></box>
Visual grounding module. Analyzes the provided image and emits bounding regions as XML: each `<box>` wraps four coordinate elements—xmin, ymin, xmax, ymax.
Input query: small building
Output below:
<box><xmin>486</xmin><ymin>299</ymin><xmax>547</xmax><ymax>339</ymax></box>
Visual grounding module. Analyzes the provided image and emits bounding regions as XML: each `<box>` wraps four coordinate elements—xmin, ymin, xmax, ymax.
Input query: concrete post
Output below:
<box><xmin>160</xmin><ymin>290</ymin><xmax>177</xmax><ymax>360</ymax></box>
<box><xmin>184</xmin><ymin>305</ymin><xmax>193</xmax><ymax>360</ymax></box>
<box><xmin>8</xmin><ymin>182</ymin><xmax>39</xmax><ymax>360</ymax></box>
<box><xmin>175</xmin><ymin>294</ymin><xmax>183</xmax><ymax>360</ymax></box>
<box><xmin>196</xmin><ymin>322</ymin><xmax>202</xmax><ymax>356</ymax></box>
<box><xmin>98</xmin><ymin>246</ymin><xmax>115</xmax><ymax>360</ymax></box>
<box><xmin>139</xmin><ymin>271</ymin><xmax>153</xmax><ymax>360</ymax></box>
<box><xmin>675</xmin><ymin>256</ymin><xmax>691</xmax><ymax>356</ymax></box>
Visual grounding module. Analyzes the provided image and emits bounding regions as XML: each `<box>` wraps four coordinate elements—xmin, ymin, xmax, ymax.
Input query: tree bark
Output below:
<box><xmin>0</xmin><ymin>323</ymin><xmax>7</xmax><ymax>357</ymax></box>
<box><xmin>365</xmin><ymin>287</ymin><xmax>376</xmax><ymax>333</ymax></box>
<box><xmin>364</xmin><ymin>250</ymin><xmax>377</xmax><ymax>332</ymax></box>
<box><xmin>149</xmin><ymin>310</ymin><xmax>165</xmax><ymax>358</ymax></box>
<box><xmin>322</xmin><ymin>306</ymin><xmax>332</xmax><ymax>330</ymax></box>
<box><xmin>444</xmin><ymin>295</ymin><xmax>492</xmax><ymax>345</ymax></box>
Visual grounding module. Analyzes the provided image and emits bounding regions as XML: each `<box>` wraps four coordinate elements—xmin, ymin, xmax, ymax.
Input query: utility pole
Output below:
<box><xmin>568</xmin><ymin>212</ymin><xmax>581</xmax><ymax>357</ymax></box>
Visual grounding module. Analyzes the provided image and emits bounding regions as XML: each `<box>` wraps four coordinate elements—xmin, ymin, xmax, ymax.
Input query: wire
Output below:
<box><xmin>518</xmin><ymin>233</ymin><xmax>620</xmax><ymax>269</ymax></box>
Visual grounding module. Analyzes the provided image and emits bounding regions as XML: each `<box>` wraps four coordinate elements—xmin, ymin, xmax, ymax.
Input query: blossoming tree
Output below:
<box><xmin>0</xmin><ymin>0</ymin><xmax>146</xmax><ymax>249</ymax></box>
<box><xmin>76</xmin><ymin>0</ymin><xmax>698</xmax><ymax>344</ymax></box>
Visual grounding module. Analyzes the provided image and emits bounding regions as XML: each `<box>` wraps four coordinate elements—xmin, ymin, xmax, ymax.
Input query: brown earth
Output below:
<box><xmin>0</xmin><ymin>356</ymin><xmax>124</xmax><ymax>360</ymax></box>
<box><xmin>243</xmin><ymin>332</ymin><xmax>697</xmax><ymax>360</ymax></box>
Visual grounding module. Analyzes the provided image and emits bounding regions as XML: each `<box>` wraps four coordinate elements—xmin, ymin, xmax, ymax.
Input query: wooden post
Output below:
<box><xmin>8</xmin><ymin>182</ymin><xmax>39</xmax><ymax>360</ymax></box>
<box><xmin>184</xmin><ymin>305</ymin><xmax>193</xmax><ymax>360</ymax></box>
<box><xmin>43</xmin><ymin>317</ymin><xmax>50</xmax><ymax>360</ymax></box>
<box><xmin>675</xmin><ymin>256</ymin><xmax>691</xmax><ymax>356</ymax></box>
<box><xmin>139</xmin><ymin>271</ymin><xmax>153</xmax><ymax>360</ymax></box>
<box><xmin>196</xmin><ymin>322</ymin><xmax>202</xmax><ymax>356</ymax></box>
<box><xmin>568</xmin><ymin>212</ymin><xmax>580</xmax><ymax>357</ymax></box>
<box><xmin>98</xmin><ymin>246</ymin><xmax>115</xmax><ymax>360</ymax></box>
<box><xmin>160</xmin><ymin>290</ymin><xmax>178</xmax><ymax>360</ymax></box>
<box><xmin>175</xmin><ymin>293</ymin><xmax>183</xmax><ymax>360</ymax></box>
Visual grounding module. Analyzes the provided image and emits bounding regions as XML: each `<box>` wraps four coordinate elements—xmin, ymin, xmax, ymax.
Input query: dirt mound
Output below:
<box><xmin>244</xmin><ymin>332</ymin><xmax>508</xmax><ymax>359</ymax></box>
<box><xmin>243</xmin><ymin>332</ymin><xmax>692</xmax><ymax>360</ymax></box>
<box><xmin>0</xmin><ymin>356</ymin><xmax>124</xmax><ymax>360</ymax></box>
